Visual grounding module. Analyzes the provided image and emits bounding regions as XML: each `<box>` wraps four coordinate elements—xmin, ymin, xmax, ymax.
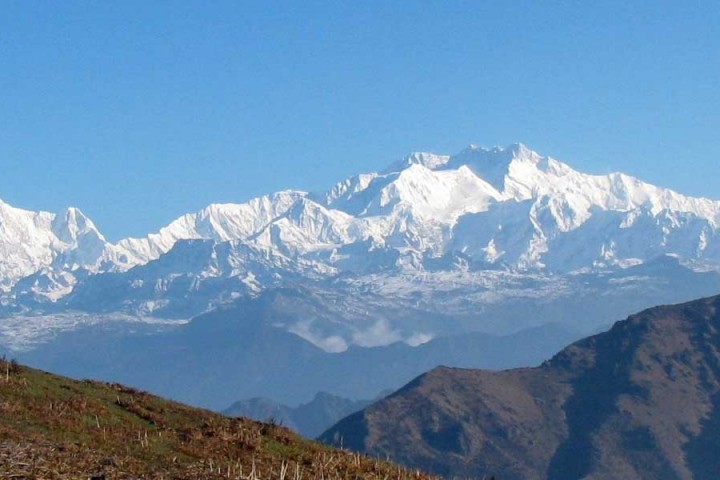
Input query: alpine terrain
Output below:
<box><xmin>2</xmin><ymin>143</ymin><xmax>720</xmax><ymax>409</ymax></box>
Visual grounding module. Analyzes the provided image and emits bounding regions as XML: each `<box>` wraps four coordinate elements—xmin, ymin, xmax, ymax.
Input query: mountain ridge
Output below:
<box><xmin>224</xmin><ymin>392</ymin><xmax>374</xmax><ymax>439</ymax></box>
<box><xmin>320</xmin><ymin>293</ymin><xmax>720</xmax><ymax>479</ymax></box>
<box><xmin>3</xmin><ymin>143</ymin><xmax>720</xmax><ymax>351</ymax></box>
<box><xmin>3</xmin><ymin>143</ymin><xmax>719</xmax><ymax>294</ymax></box>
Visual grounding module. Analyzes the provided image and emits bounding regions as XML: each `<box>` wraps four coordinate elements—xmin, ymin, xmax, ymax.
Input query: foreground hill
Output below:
<box><xmin>0</xmin><ymin>360</ymin><xmax>436</xmax><ymax>480</ymax></box>
<box><xmin>322</xmin><ymin>294</ymin><xmax>720</xmax><ymax>480</ymax></box>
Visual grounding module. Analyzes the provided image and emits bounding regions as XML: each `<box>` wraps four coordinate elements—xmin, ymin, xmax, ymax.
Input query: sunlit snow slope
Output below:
<box><xmin>2</xmin><ymin>143</ymin><xmax>719</xmax><ymax>306</ymax></box>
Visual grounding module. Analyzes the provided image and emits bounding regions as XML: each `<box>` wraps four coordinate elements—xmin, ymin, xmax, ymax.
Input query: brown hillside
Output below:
<box><xmin>322</xmin><ymin>294</ymin><xmax>720</xmax><ymax>480</ymax></box>
<box><xmin>0</xmin><ymin>360</ymin><xmax>437</xmax><ymax>480</ymax></box>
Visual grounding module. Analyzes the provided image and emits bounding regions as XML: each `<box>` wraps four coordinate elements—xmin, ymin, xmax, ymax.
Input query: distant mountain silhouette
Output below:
<box><xmin>322</xmin><ymin>294</ymin><xmax>720</xmax><ymax>480</ymax></box>
<box><xmin>224</xmin><ymin>391</ymin><xmax>374</xmax><ymax>438</ymax></box>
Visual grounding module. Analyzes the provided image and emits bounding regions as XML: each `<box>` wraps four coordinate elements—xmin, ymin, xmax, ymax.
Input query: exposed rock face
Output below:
<box><xmin>321</xmin><ymin>294</ymin><xmax>720</xmax><ymax>480</ymax></box>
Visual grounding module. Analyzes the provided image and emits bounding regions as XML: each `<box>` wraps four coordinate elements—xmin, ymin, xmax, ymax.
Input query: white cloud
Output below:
<box><xmin>288</xmin><ymin>321</ymin><xmax>349</xmax><ymax>353</ymax></box>
<box><xmin>351</xmin><ymin>319</ymin><xmax>402</xmax><ymax>347</ymax></box>
<box><xmin>405</xmin><ymin>332</ymin><xmax>434</xmax><ymax>346</ymax></box>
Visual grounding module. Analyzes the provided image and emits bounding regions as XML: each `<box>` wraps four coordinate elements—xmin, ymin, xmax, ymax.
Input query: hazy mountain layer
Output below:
<box><xmin>224</xmin><ymin>392</ymin><xmax>374</xmax><ymax>439</ymax></box>
<box><xmin>13</xmin><ymin>301</ymin><xmax>579</xmax><ymax>409</ymax></box>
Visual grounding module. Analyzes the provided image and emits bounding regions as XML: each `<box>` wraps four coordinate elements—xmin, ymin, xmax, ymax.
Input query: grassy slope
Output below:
<box><xmin>0</xmin><ymin>359</ymin><xmax>435</xmax><ymax>480</ymax></box>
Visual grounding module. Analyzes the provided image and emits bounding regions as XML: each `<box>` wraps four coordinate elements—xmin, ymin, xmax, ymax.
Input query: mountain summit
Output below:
<box><xmin>4</xmin><ymin>144</ymin><xmax>719</xmax><ymax>296</ymax></box>
<box><xmin>2</xmin><ymin>144</ymin><xmax>720</xmax><ymax>350</ymax></box>
<box><xmin>0</xmin><ymin>200</ymin><xmax>109</xmax><ymax>297</ymax></box>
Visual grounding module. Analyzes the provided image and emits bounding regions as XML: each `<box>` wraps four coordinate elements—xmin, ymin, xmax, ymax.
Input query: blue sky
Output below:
<box><xmin>1</xmin><ymin>1</ymin><xmax>718</xmax><ymax>240</ymax></box>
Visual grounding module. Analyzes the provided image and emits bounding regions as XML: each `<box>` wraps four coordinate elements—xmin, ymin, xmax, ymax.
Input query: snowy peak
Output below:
<box><xmin>317</xmin><ymin>173</ymin><xmax>380</xmax><ymax>215</ymax></box>
<box><xmin>309</xmin><ymin>143</ymin><xmax>720</xmax><ymax>270</ymax></box>
<box><xmin>51</xmin><ymin>207</ymin><xmax>105</xmax><ymax>245</ymax></box>
<box><xmin>374</xmin><ymin>143</ymin><xmax>571</xmax><ymax>204</ymax></box>
<box><xmin>383</xmin><ymin>151</ymin><xmax>451</xmax><ymax>174</ymax></box>
<box><xmin>191</xmin><ymin>190</ymin><xmax>308</xmax><ymax>242</ymax></box>
<box><xmin>364</xmin><ymin>163</ymin><xmax>501</xmax><ymax>221</ymax></box>
<box><xmin>436</xmin><ymin>144</ymin><xmax>720</xmax><ymax>224</ymax></box>
<box><xmin>441</xmin><ymin>143</ymin><xmax>534</xmax><ymax>191</ymax></box>
<box><xmin>2</xmin><ymin>142</ymin><xmax>720</xmax><ymax>304</ymax></box>
<box><xmin>250</xmin><ymin>197</ymin><xmax>360</xmax><ymax>256</ymax></box>
<box><xmin>48</xmin><ymin>207</ymin><xmax>108</xmax><ymax>273</ymax></box>
<box><xmin>0</xmin><ymin>201</ymin><xmax>110</xmax><ymax>291</ymax></box>
<box><xmin>114</xmin><ymin>190</ymin><xmax>307</xmax><ymax>266</ymax></box>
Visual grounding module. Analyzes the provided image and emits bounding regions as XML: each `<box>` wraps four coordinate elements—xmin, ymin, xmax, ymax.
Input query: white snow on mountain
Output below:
<box><xmin>113</xmin><ymin>190</ymin><xmax>306</xmax><ymax>267</ymax></box>
<box><xmin>0</xmin><ymin>200</ymin><xmax>110</xmax><ymax>294</ymax></box>
<box><xmin>0</xmin><ymin>311</ymin><xmax>187</xmax><ymax>352</ymax></box>
<box><xmin>2</xmin><ymin>143</ymin><xmax>720</xmax><ymax>306</ymax></box>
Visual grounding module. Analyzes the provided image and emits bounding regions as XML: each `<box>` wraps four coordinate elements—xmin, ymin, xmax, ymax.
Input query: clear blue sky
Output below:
<box><xmin>1</xmin><ymin>1</ymin><xmax>718</xmax><ymax>240</ymax></box>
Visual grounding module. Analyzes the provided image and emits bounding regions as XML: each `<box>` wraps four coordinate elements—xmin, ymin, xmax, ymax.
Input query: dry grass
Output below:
<box><xmin>0</xmin><ymin>358</ymin><xmax>436</xmax><ymax>480</ymax></box>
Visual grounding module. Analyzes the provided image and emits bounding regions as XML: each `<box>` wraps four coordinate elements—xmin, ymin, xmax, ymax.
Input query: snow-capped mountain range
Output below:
<box><xmin>2</xmin><ymin>143</ymin><xmax>720</xmax><ymax>351</ymax></box>
<box><xmin>4</xmin><ymin>144</ymin><xmax>719</xmax><ymax>288</ymax></box>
